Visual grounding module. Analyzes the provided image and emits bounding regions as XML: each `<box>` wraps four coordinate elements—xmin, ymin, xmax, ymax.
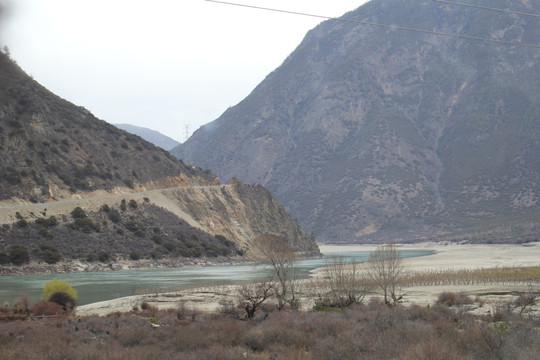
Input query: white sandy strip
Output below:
<box><xmin>319</xmin><ymin>242</ymin><xmax>540</xmax><ymax>271</ymax></box>
<box><xmin>78</xmin><ymin>242</ymin><xmax>540</xmax><ymax>316</ymax></box>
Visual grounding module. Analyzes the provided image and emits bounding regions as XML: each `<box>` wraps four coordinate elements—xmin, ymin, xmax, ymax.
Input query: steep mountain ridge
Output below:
<box><xmin>0</xmin><ymin>52</ymin><xmax>318</xmax><ymax>267</ymax></box>
<box><xmin>173</xmin><ymin>0</ymin><xmax>540</xmax><ymax>242</ymax></box>
<box><xmin>0</xmin><ymin>51</ymin><xmax>215</xmax><ymax>202</ymax></box>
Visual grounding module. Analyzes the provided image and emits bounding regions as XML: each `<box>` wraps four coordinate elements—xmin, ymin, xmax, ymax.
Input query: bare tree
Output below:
<box><xmin>253</xmin><ymin>234</ymin><xmax>299</xmax><ymax>310</ymax></box>
<box><xmin>238</xmin><ymin>281</ymin><xmax>274</xmax><ymax>319</ymax></box>
<box><xmin>514</xmin><ymin>285</ymin><xmax>540</xmax><ymax>315</ymax></box>
<box><xmin>322</xmin><ymin>255</ymin><xmax>372</xmax><ymax>308</ymax></box>
<box><xmin>367</xmin><ymin>243</ymin><xmax>405</xmax><ymax>306</ymax></box>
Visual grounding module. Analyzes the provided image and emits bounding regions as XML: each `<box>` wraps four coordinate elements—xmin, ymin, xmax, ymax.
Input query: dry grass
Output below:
<box><xmin>1</xmin><ymin>299</ymin><xmax>540</xmax><ymax>359</ymax></box>
<box><xmin>403</xmin><ymin>266</ymin><xmax>540</xmax><ymax>287</ymax></box>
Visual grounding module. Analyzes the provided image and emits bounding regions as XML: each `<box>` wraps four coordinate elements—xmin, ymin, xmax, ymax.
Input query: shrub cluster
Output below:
<box><xmin>0</xmin><ymin>301</ymin><xmax>539</xmax><ymax>359</ymax></box>
<box><xmin>7</xmin><ymin>244</ymin><xmax>29</xmax><ymax>265</ymax></box>
<box><xmin>68</xmin><ymin>207</ymin><xmax>100</xmax><ymax>233</ymax></box>
<box><xmin>0</xmin><ymin>202</ymin><xmax>241</xmax><ymax>264</ymax></box>
<box><xmin>33</xmin><ymin>243</ymin><xmax>61</xmax><ymax>264</ymax></box>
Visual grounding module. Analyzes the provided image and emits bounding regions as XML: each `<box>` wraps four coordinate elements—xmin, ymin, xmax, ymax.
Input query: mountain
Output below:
<box><xmin>173</xmin><ymin>0</ymin><xmax>540</xmax><ymax>243</ymax></box>
<box><xmin>0</xmin><ymin>52</ymin><xmax>318</xmax><ymax>269</ymax></box>
<box><xmin>114</xmin><ymin>123</ymin><xmax>180</xmax><ymax>151</ymax></box>
<box><xmin>0</xmin><ymin>51</ymin><xmax>216</xmax><ymax>202</ymax></box>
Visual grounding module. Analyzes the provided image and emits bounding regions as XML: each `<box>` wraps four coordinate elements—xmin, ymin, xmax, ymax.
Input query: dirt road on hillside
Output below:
<box><xmin>0</xmin><ymin>185</ymin><xmax>226</xmax><ymax>227</ymax></box>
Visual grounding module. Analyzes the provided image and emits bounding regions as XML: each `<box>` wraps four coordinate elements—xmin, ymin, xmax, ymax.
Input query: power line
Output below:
<box><xmin>204</xmin><ymin>0</ymin><xmax>540</xmax><ymax>49</ymax></box>
<box><xmin>432</xmin><ymin>0</ymin><xmax>540</xmax><ymax>19</ymax></box>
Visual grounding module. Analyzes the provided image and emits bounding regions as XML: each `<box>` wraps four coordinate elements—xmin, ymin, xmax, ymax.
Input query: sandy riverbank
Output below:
<box><xmin>319</xmin><ymin>241</ymin><xmax>540</xmax><ymax>271</ymax></box>
<box><xmin>77</xmin><ymin>242</ymin><xmax>540</xmax><ymax>317</ymax></box>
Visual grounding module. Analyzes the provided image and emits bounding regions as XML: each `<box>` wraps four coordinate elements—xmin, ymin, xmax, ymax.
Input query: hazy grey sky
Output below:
<box><xmin>2</xmin><ymin>0</ymin><xmax>368</xmax><ymax>142</ymax></box>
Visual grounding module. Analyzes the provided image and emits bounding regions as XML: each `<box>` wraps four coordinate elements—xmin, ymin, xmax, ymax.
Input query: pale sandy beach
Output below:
<box><xmin>77</xmin><ymin>242</ymin><xmax>540</xmax><ymax>316</ymax></box>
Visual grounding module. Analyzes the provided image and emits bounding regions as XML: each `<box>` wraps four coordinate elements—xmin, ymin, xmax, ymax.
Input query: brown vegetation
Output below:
<box><xmin>1</xmin><ymin>299</ymin><xmax>539</xmax><ymax>359</ymax></box>
<box><xmin>402</xmin><ymin>266</ymin><xmax>540</xmax><ymax>287</ymax></box>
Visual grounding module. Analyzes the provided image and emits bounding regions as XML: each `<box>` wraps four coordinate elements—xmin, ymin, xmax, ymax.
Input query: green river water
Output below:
<box><xmin>0</xmin><ymin>250</ymin><xmax>433</xmax><ymax>306</ymax></box>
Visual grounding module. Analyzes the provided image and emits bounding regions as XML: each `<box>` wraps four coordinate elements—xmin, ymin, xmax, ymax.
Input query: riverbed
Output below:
<box><xmin>0</xmin><ymin>249</ymin><xmax>433</xmax><ymax>306</ymax></box>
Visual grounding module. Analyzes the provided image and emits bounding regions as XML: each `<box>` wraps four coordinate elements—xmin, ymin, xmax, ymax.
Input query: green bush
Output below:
<box><xmin>163</xmin><ymin>242</ymin><xmax>176</xmax><ymax>252</ymax></box>
<box><xmin>35</xmin><ymin>216</ymin><xmax>58</xmax><ymax>228</ymax></box>
<box><xmin>71</xmin><ymin>217</ymin><xmax>100</xmax><ymax>233</ymax></box>
<box><xmin>129</xmin><ymin>251</ymin><xmax>141</xmax><ymax>260</ymax></box>
<box><xmin>108</xmin><ymin>209</ymin><xmax>121</xmax><ymax>223</ymax></box>
<box><xmin>9</xmin><ymin>244</ymin><xmax>29</xmax><ymax>265</ymax></box>
<box><xmin>152</xmin><ymin>234</ymin><xmax>163</xmax><ymax>244</ymax></box>
<box><xmin>0</xmin><ymin>251</ymin><xmax>10</xmax><ymax>264</ymax></box>
<box><xmin>135</xmin><ymin>229</ymin><xmax>146</xmax><ymax>238</ymax></box>
<box><xmin>41</xmin><ymin>278</ymin><xmax>77</xmax><ymax>300</ymax></box>
<box><xmin>35</xmin><ymin>243</ymin><xmax>61</xmax><ymax>264</ymax></box>
<box><xmin>71</xmin><ymin>207</ymin><xmax>87</xmax><ymax>219</ymax></box>
<box><xmin>129</xmin><ymin>199</ymin><xmax>137</xmax><ymax>208</ymax></box>
<box><xmin>98</xmin><ymin>251</ymin><xmax>110</xmax><ymax>262</ymax></box>
<box><xmin>124</xmin><ymin>220</ymin><xmax>139</xmax><ymax>232</ymax></box>
<box><xmin>123</xmin><ymin>179</ymin><xmax>134</xmax><ymax>188</ymax></box>
<box><xmin>38</xmin><ymin>227</ymin><xmax>53</xmax><ymax>239</ymax></box>
<box><xmin>58</xmin><ymin>172</ymin><xmax>72</xmax><ymax>186</ymax></box>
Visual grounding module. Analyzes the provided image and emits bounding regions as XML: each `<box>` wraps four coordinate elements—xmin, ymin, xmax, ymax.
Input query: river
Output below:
<box><xmin>0</xmin><ymin>249</ymin><xmax>433</xmax><ymax>306</ymax></box>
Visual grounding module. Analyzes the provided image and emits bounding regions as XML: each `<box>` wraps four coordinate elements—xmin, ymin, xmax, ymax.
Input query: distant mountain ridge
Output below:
<box><xmin>114</xmin><ymin>123</ymin><xmax>180</xmax><ymax>151</ymax></box>
<box><xmin>173</xmin><ymin>0</ymin><xmax>540</xmax><ymax>243</ymax></box>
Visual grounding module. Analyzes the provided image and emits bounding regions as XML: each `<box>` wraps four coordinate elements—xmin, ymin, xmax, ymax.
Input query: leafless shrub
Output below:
<box><xmin>1</xmin><ymin>297</ymin><xmax>540</xmax><ymax>359</ymax></box>
<box><xmin>177</xmin><ymin>301</ymin><xmax>199</xmax><ymax>321</ymax></box>
<box><xmin>436</xmin><ymin>292</ymin><xmax>474</xmax><ymax>307</ymax></box>
<box><xmin>12</xmin><ymin>295</ymin><xmax>30</xmax><ymax>315</ymax></box>
<box><xmin>30</xmin><ymin>301</ymin><xmax>63</xmax><ymax>316</ymax></box>
<box><xmin>514</xmin><ymin>286</ymin><xmax>540</xmax><ymax>315</ymax></box>
<box><xmin>238</xmin><ymin>281</ymin><xmax>274</xmax><ymax>319</ymax></box>
<box><xmin>140</xmin><ymin>301</ymin><xmax>157</xmax><ymax>313</ymax></box>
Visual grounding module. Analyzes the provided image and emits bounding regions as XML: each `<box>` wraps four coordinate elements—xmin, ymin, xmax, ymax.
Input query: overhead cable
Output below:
<box><xmin>203</xmin><ymin>0</ymin><xmax>540</xmax><ymax>49</ymax></box>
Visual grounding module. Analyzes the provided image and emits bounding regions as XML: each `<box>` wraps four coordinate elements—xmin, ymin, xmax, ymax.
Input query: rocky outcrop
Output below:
<box><xmin>159</xmin><ymin>184</ymin><xmax>319</xmax><ymax>255</ymax></box>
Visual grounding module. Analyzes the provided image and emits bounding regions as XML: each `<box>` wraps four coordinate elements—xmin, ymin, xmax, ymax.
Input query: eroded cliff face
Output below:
<box><xmin>158</xmin><ymin>184</ymin><xmax>320</xmax><ymax>256</ymax></box>
<box><xmin>0</xmin><ymin>183</ymin><xmax>320</xmax><ymax>261</ymax></box>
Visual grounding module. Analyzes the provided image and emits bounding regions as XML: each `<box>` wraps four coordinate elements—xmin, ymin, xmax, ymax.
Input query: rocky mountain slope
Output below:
<box><xmin>0</xmin><ymin>51</ymin><xmax>215</xmax><ymax>202</ymax></box>
<box><xmin>0</xmin><ymin>52</ymin><xmax>318</xmax><ymax>268</ymax></box>
<box><xmin>114</xmin><ymin>123</ymin><xmax>180</xmax><ymax>151</ymax></box>
<box><xmin>0</xmin><ymin>182</ymin><xmax>319</xmax><ymax>271</ymax></box>
<box><xmin>173</xmin><ymin>0</ymin><xmax>540</xmax><ymax>243</ymax></box>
